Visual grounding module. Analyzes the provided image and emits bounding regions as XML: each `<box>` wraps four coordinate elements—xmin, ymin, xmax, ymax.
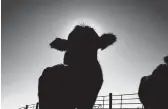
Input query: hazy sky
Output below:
<box><xmin>2</xmin><ymin>0</ymin><xmax>168</xmax><ymax>109</ymax></box>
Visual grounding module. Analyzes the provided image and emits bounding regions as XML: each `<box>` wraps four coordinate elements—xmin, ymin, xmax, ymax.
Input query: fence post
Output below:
<box><xmin>36</xmin><ymin>102</ymin><xmax>39</xmax><ymax>109</ymax></box>
<box><xmin>25</xmin><ymin>105</ymin><xmax>28</xmax><ymax>109</ymax></box>
<box><xmin>120</xmin><ymin>95</ymin><xmax>122</xmax><ymax>109</ymax></box>
<box><xmin>109</xmin><ymin>93</ymin><xmax>112</xmax><ymax>109</ymax></box>
<box><xmin>103</xmin><ymin>97</ymin><xmax>104</xmax><ymax>109</ymax></box>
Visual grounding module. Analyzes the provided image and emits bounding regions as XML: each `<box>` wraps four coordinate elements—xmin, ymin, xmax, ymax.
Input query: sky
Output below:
<box><xmin>2</xmin><ymin>0</ymin><xmax>168</xmax><ymax>109</ymax></box>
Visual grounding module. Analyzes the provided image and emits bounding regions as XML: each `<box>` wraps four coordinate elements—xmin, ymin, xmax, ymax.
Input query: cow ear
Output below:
<box><xmin>99</xmin><ymin>33</ymin><xmax>117</xmax><ymax>50</ymax></box>
<box><xmin>50</xmin><ymin>38</ymin><xmax>68</xmax><ymax>51</ymax></box>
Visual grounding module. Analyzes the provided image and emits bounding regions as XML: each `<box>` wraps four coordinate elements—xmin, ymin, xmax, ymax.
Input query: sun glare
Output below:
<box><xmin>62</xmin><ymin>17</ymin><xmax>103</xmax><ymax>39</ymax></box>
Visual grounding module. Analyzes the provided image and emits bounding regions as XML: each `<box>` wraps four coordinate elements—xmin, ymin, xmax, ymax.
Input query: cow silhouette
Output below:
<box><xmin>38</xmin><ymin>25</ymin><xmax>117</xmax><ymax>109</ymax></box>
<box><xmin>138</xmin><ymin>56</ymin><xmax>168</xmax><ymax>109</ymax></box>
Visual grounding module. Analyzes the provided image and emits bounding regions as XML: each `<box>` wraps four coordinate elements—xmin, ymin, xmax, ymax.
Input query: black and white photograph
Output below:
<box><xmin>2</xmin><ymin>0</ymin><xmax>168</xmax><ymax>109</ymax></box>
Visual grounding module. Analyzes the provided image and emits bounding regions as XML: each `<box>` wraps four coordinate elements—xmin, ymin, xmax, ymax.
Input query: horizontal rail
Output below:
<box><xmin>98</xmin><ymin>96</ymin><xmax>106</xmax><ymax>97</ymax></box>
<box><xmin>96</xmin><ymin>99</ymin><xmax>109</xmax><ymax>101</ymax></box>
<box><xmin>112</xmin><ymin>103</ymin><xmax>142</xmax><ymax>105</ymax></box>
<box><xmin>112</xmin><ymin>98</ymin><xmax>139</xmax><ymax>100</ymax></box>
<box><xmin>95</xmin><ymin>104</ymin><xmax>109</xmax><ymax>105</ymax></box>
<box><xmin>95</xmin><ymin>103</ymin><xmax>142</xmax><ymax>105</ymax></box>
<box><xmin>122</xmin><ymin>98</ymin><xmax>140</xmax><ymax>100</ymax></box>
<box><xmin>112</xmin><ymin>93</ymin><xmax>138</xmax><ymax>96</ymax></box>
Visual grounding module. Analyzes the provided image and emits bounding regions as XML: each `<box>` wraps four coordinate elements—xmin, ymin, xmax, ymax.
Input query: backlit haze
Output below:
<box><xmin>2</xmin><ymin>0</ymin><xmax>168</xmax><ymax>109</ymax></box>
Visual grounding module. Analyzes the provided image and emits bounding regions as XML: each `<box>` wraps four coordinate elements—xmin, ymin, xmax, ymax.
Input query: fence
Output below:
<box><xmin>19</xmin><ymin>93</ymin><xmax>143</xmax><ymax>109</ymax></box>
<box><xmin>94</xmin><ymin>93</ymin><xmax>143</xmax><ymax>109</ymax></box>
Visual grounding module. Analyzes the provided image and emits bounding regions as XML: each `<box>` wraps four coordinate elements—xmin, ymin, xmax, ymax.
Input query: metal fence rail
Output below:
<box><xmin>19</xmin><ymin>93</ymin><xmax>144</xmax><ymax>109</ymax></box>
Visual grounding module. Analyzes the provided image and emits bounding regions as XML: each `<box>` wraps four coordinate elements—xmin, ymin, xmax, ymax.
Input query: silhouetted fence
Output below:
<box><xmin>94</xmin><ymin>93</ymin><xmax>143</xmax><ymax>109</ymax></box>
<box><xmin>19</xmin><ymin>103</ymin><xmax>39</xmax><ymax>109</ymax></box>
<box><xmin>19</xmin><ymin>93</ymin><xmax>143</xmax><ymax>109</ymax></box>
